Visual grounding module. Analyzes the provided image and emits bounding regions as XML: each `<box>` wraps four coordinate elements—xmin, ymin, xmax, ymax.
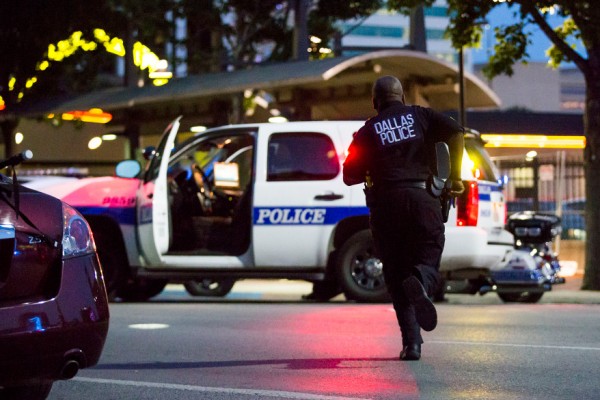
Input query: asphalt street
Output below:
<box><xmin>46</xmin><ymin>276</ymin><xmax>600</xmax><ymax>400</ymax></box>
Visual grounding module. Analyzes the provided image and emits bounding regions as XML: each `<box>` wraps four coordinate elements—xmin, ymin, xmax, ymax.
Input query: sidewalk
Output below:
<box><xmin>540</xmin><ymin>273</ymin><xmax>600</xmax><ymax>304</ymax></box>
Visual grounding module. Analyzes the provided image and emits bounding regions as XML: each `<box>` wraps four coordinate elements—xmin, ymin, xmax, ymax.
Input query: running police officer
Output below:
<box><xmin>343</xmin><ymin>75</ymin><xmax>464</xmax><ymax>361</ymax></box>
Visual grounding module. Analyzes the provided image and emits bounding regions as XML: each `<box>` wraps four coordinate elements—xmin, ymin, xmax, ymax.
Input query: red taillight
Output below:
<box><xmin>456</xmin><ymin>181</ymin><xmax>479</xmax><ymax>226</ymax></box>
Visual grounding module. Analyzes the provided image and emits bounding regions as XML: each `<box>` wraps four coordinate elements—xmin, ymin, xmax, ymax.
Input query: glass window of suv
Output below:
<box><xmin>267</xmin><ymin>133</ymin><xmax>339</xmax><ymax>181</ymax></box>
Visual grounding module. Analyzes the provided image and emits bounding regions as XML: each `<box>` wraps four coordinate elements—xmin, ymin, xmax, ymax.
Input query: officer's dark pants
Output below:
<box><xmin>370</xmin><ymin>187</ymin><xmax>444</xmax><ymax>347</ymax></box>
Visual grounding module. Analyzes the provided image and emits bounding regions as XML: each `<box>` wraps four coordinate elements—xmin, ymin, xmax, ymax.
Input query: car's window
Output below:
<box><xmin>171</xmin><ymin>134</ymin><xmax>255</xmax><ymax>188</ymax></box>
<box><xmin>267</xmin><ymin>132</ymin><xmax>339</xmax><ymax>181</ymax></box>
<box><xmin>464</xmin><ymin>137</ymin><xmax>499</xmax><ymax>182</ymax></box>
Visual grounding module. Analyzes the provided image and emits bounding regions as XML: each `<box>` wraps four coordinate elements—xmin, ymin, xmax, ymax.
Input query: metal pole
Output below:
<box><xmin>533</xmin><ymin>156</ymin><xmax>540</xmax><ymax>212</ymax></box>
<box><xmin>293</xmin><ymin>0</ymin><xmax>309</xmax><ymax>61</ymax></box>
<box><xmin>458</xmin><ymin>47</ymin><xmax>466</xmax><ymax>127</ymax></box>
<box><xmin>409</xmin><ymin>5</ymin><xmax>427</xmax><ymax>52</ymax></box>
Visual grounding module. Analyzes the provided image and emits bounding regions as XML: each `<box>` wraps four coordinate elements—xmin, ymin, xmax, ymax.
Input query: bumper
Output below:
<box><xmin>441</xmin><ymin>226</ymin><xmax>513</xmax><ymax>272</ymax></box>
<box><xmin>0</xmin><ymin>253</ymin><xmax>110</xmax><ymax>386</ymax></box>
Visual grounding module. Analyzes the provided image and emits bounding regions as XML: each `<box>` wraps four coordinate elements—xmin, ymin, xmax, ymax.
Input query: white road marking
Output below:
<box><xmin>430</xmin><ymin>340</ymin><xmax>600</xmax><ymax>352</ymax></box>
<box><xmin>128</xmin><ymin>323</ymin><xmax>170</xmax><ymax>330</ymax></box>
<box><xmin>73</xmin><ymin>377</ymin><xmax>372</xmax><ymax>400</ymax></box>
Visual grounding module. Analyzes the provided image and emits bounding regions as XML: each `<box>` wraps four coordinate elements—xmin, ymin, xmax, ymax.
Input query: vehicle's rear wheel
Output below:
<box><xmin>498</xmin><ymin>291</ymin><xmax>544</xmax><ymax>303</ymax></box>
<box><xmin>117</xmin><ymin>278</ymin><xmax>168</xmax><ymax>302</ymax></box>
<box><xmin>336</xmin><ymin>230</ymin><xmax>391</xmax><ymax>303</ymax></box>
<box><xmin>184</xmin><ymin>278</ymin><xmax>236</xmax><ymax>297</ymax></box>
<box><xmin>0</xmin><ymin>382</ymin><xmax>53</xmax><ymax>400</ymax></box>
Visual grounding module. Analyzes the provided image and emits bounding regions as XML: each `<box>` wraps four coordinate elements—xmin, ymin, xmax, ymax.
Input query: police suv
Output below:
<box><xmin>29</xmin><ymin>117</ymin><xmax>513</xmax><ymax>302</ymax></box>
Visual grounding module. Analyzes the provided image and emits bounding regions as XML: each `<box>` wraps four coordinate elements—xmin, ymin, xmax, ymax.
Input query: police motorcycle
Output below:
<box><xmin>434</xmin><ymin>144</ymin><xmax>565</xmax><ymax>304</ymax></box>
<box><xmin>487</xmin><ymin>211</ymin><xmax>566</xmax><ymax>303</ymax></box>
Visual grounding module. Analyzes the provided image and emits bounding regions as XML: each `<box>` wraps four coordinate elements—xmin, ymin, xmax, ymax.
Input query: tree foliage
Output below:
<box><xmin>0</xmin><ymin>0</ymin><xmax>177</xmax><ymax>114</ymax></box>
<box><xmin>177</xmin><ymin>0</ymin><xmax>383</xmax><ymax>72</ymax></box>
<box><xmin>0</xmin><ymin>1</ymin><xmax>114</xmax><ymax>112</ymax></box>
<box><xmin>308</xmin><ymin>0</ymin><xmax>383</xmax><ymax>57</ymax></box>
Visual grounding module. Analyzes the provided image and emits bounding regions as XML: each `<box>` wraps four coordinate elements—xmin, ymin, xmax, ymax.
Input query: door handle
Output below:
<box><xmin>314</xmin><ymin>193</ymin><xmax>344</xmax><ymax>201</ymax></box>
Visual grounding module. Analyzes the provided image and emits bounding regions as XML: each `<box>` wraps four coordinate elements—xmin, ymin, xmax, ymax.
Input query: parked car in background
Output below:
<box><xmin>0</xmin><ymin>151</ymin><xmax>109</xmax><ymax>400</ymax></box>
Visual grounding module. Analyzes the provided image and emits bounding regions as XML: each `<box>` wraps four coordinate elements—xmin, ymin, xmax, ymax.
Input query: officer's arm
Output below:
<box><xmin>427</xmin><ymin>109</ymin><xmax>464</xmax><ymax>181</ymax></box>
<box><xmin>342</xmin><ymin>139</ymin><xmax>367</xmax><ymax>186</ymax></box>
<box><xmin>447</xmin><ymin>129</ymin><xmax>464</xmax><ymax>181</ymax></box>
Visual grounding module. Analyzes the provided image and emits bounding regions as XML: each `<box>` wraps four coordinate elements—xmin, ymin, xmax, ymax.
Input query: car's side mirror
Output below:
<box><xmin>115</xmin><ymin>160</ymin><xmax>142</xmax><ymax>178</ymax></box>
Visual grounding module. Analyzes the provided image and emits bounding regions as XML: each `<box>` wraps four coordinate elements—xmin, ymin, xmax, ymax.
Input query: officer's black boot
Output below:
<box><xmin>402</xmin><ymin>275</ymin><xmax>437</xmax><ymax>331</ymax></box>
<box><xmin>399</xmin><ymin>344</ymin><xmax>421</xmax><ymax>361</ymax></box>
<box><xmin>393</xmin><ymin>299</ymin><xmax>423</xmax><ymax>361</ymax></box>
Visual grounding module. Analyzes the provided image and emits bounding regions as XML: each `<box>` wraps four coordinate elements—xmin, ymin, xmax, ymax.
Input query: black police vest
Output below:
<box><xmin>368</xmin><ymin>105</ymin><xmax>429</xmax><ymax>184</ymax></box>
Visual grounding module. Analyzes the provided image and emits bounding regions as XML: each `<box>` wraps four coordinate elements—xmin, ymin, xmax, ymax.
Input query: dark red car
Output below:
<box><xmin>0</xmin><ymin>151</ymin><xmax>109</xmax><ymax>399</ymax></box>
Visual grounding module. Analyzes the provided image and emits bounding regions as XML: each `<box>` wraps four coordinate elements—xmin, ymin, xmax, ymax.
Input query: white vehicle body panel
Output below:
<box><xmin>252</xmin><ymin>122</ymin><xmax>354</xmax><ymax>267</ymax></box>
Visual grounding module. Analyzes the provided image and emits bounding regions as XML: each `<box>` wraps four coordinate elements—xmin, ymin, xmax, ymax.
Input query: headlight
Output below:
<box><xmin>62</xmin><ymin>204</ymin><xmax>95</xmax><ymax>258</ymax></box>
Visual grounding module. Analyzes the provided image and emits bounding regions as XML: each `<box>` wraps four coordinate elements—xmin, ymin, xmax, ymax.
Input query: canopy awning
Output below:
<box><xmin>22</xmin><ymin>49</ymin><xmax>500</xmax><ymax>126</ymax></box>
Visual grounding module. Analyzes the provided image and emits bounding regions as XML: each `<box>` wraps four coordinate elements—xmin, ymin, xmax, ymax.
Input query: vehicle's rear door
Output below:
<box><xmin>252</xmin><ymin>123</ymin><xmax>352</xmax><ymax>268</ymax></box>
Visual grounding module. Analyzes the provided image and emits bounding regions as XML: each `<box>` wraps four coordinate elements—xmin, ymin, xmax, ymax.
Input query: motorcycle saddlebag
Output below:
<box><xmin>505</xmin><ymin>211</ymin><xmax>561</xmax><ymax>243</ymax></box>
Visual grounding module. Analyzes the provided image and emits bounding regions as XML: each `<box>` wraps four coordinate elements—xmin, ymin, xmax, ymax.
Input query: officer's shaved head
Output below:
<box><xmin>372</xmin><ymin>75</ymin><xmax>404</xmax><ymax>110</ymax></box>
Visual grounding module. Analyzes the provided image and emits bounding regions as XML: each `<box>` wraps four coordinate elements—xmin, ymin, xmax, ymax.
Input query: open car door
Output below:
<box><xmin>136</xmin><ymin>116</ymin><xmax>181</xmax><ymax>266</ymax></box>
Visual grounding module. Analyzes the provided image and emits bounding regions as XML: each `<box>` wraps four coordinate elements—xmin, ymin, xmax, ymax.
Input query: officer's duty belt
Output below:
<box><xmin>389</xmin><ymin>180</ymin><xmax>427</xmax><ymax>189</ymax></box>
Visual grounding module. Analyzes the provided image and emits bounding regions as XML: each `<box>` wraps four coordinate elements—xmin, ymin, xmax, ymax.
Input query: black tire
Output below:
<box><xmin>432</xmin><ymin>279</ymin><xmax>447</xmax><ymax>303</ymax></box>
<box><xmin>117</xmin><ymin>278</ymin><xmax>168</xmax><ymax>302</ymax></box>
<box><xmin>498</xmin><ymin>291</ymin><xmax>544</xmax><ymax>303</ymax></box>
<box><xmin>335</xmin><ymin>230</ymin><xmax>391</xmax><ymax>303</ymax></box>
<box><xmin>89</xmin><ymin>221</ymin><xmax>128</xmax><ymax>301</ymax></box>
<box><xmin>0</xmin><ymin>382</ymin><xmax>53</xmax><ymax>400</ymax></box>
<box><xmin>183</xmin><ymin>278</ymin><xmax>236</xmax><ymax>297</ymax></box>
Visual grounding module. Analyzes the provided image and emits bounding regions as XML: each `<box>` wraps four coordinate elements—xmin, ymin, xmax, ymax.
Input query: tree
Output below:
<box><xmin>388</xmin><ymin>1</ymin><xmax>599</xmax><ymax>290</ymax></box>
<box><xmin>307</xmin><ymin>0</ymin><xmax>384</xmax><ymax>59</ymax></box>
<box><xmin>177</xmin><ymin>1</ymin><xmax>383</xmax><ymax>72</ymax></box>
<box><xmin>175</xmin><ymin>1</ymin><xmax>382</xmax><ymax>122</ymax></box>
<box><xmin>108</xmin><ymin>0</ymin><xmax>176</xmax><ymax>85</ymax></box>
<box><xmin>177</xmin><ymin>0</ymin><xmax>223</xmax><ymax>73</ymax></box>
<box><xmin>0</xmin><ymin>0</ymin><xmax>180</xmax><ymax>157</ymax></box>
<box><xmin>0</xmin><ymin>0</ymin><xmax>119</xmax><ymax>157</ymax></box>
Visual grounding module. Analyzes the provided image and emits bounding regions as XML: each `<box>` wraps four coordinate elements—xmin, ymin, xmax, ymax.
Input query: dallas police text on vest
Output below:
<box><xmin>375</xmin><ymin>115</ymin><xmax>416</xmax><ymax>146</ymax></box>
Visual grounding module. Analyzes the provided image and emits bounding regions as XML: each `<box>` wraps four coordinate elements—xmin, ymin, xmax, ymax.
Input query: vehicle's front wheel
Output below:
<box><xmin>0</xmin><ymin>382</ymin><xmax>53</xmax><ymax>400</ymax></box>
<box><xmin>184</xmin><ymin>278</ymin><xmax>236</xmax><ymax>297</ymax></box>
<box><xmin>498</xmin><ymin>291</ymin><xmax>544</xmax><ymax>303</ymax></box>
<box><xmin>336</xmin><ymin>230</ymin><xmax>391</xmax><ymax>303</ymax></box>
